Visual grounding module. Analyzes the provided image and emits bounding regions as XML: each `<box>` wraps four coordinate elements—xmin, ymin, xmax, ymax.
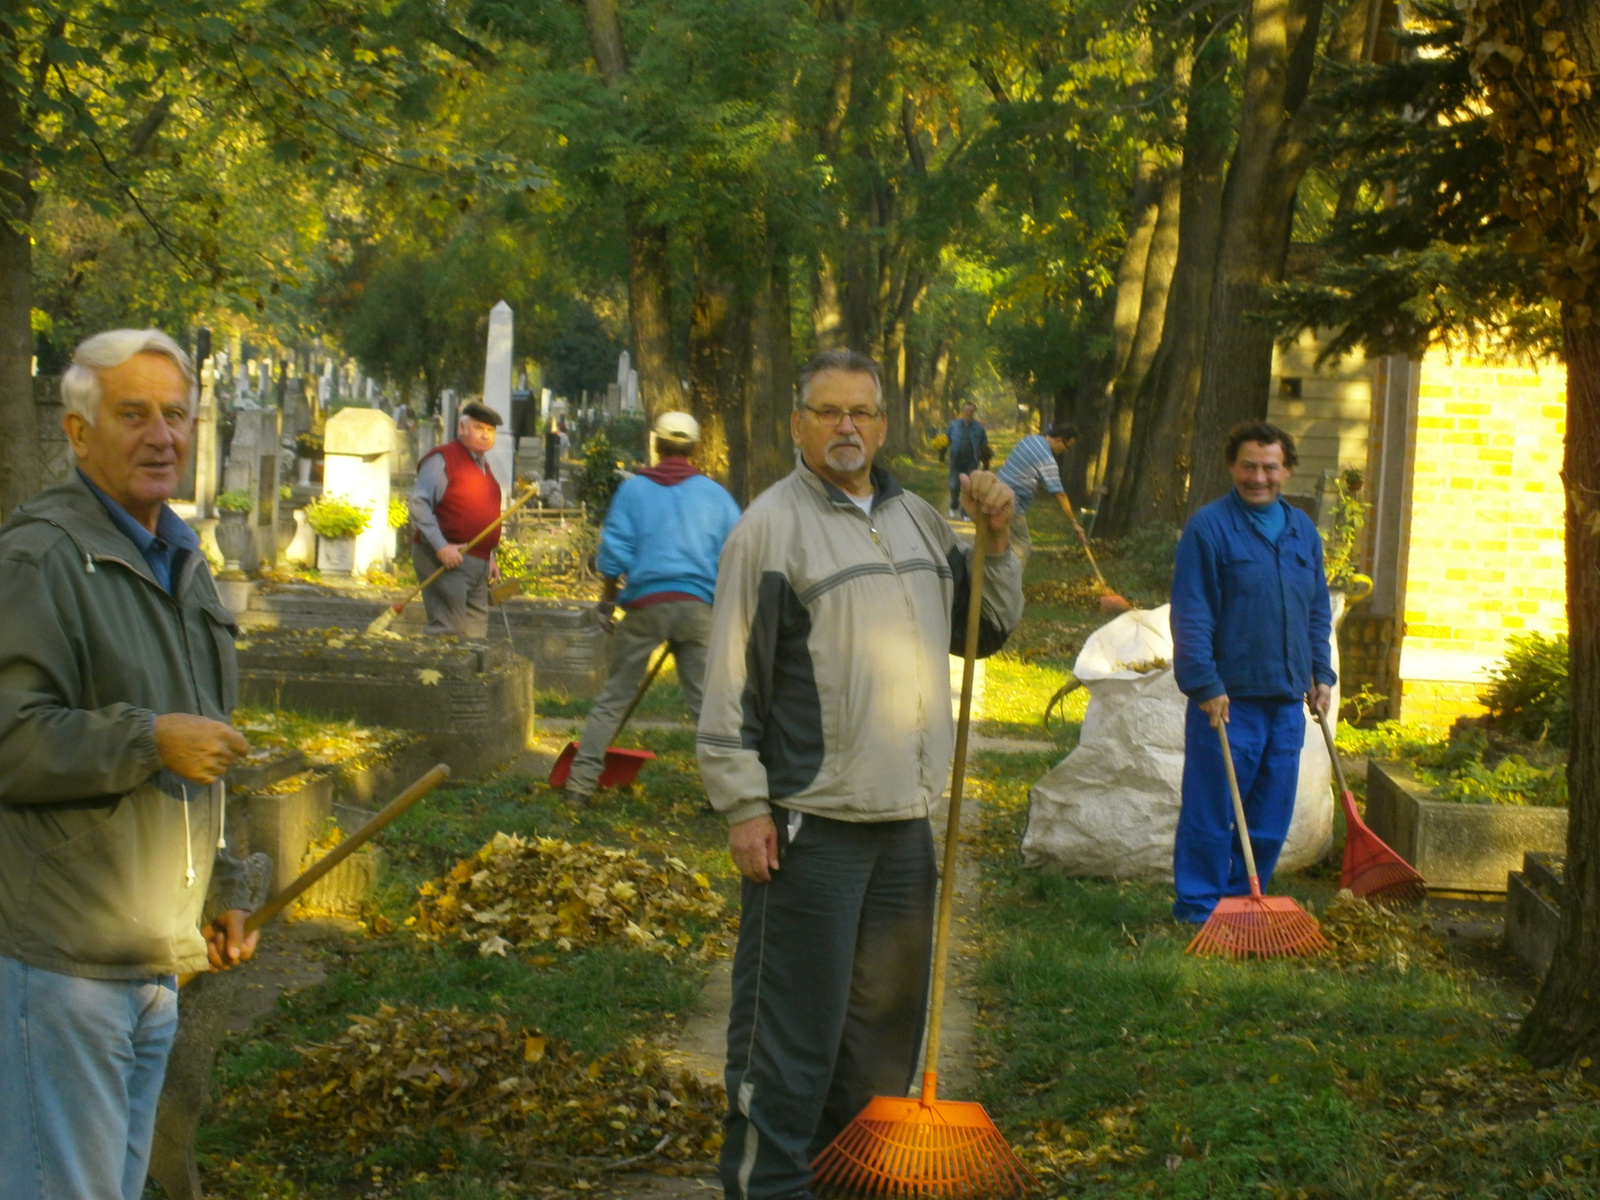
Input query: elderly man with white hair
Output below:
<box><xmin>0</xmin><ymin>329</ymin><xmax>258</xmax><ymax>1200</ymax></box>
<box><xmin>408</xmin><ymin>401</ymin><xmax>505</xmax><ymax>637</ymax></box>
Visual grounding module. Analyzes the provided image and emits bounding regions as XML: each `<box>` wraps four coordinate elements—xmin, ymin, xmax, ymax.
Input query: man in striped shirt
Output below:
<box><xmin>995</xmin><ymin>421</ymin><xmax>1077</xmax><ymax>567</ymax></box>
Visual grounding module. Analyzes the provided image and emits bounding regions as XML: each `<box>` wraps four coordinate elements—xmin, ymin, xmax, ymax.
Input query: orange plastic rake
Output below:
<box><xmin>1315</xmin><ymin>710</ymin><xmax>1428</xmax><ymax>904</ymax></box>
<box><xmin>1186</xmin><ymin>722</ymin><xmax>1329</xmax><ymax>960</ymax></box>
<box><xmin>812</xmin><ymin>524</ymin><xmax>1039</xmax><ymax>1199</ymax></box>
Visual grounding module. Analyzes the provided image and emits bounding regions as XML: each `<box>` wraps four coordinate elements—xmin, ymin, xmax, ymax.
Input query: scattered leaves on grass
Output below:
<box><xmin>413</xmin><ymin>833</ymin><xmax>726</xmax><ymax>956</ymax></box>
<box><xmin>233</xmin><ymin>707</ymin><xmax>418</xmax><ymax>769</ymax></box>
<box><xmin>229</xmin><ymin>1004</ymin><xmax>723</xmax><ymax>1164</ymax></box>
<box><xmin>1021</xmin><ymin>1105</ymin><xmax>1148</xmax><ymax>1185</ymax></box>
<box><xmin>1318</xmin><ymin>890</ymin><xmax>1449</xmax><ymax>974</ymax></box>
<box><xmin>1024</xmin><ymin>578</ymin><xmax>1106</xmax><ymax>611</ymax></box>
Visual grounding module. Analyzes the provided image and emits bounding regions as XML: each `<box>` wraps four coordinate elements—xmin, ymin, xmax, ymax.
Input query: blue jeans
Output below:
<box><xmin>1173</xmin><ymin>697</ymin><xmax>1304</xmax><ymax>922</ymax></box>
<box><xmin>0</xmin><ymin>954</ymin><xmax>179</xmax><ymax>1200</ymax></box>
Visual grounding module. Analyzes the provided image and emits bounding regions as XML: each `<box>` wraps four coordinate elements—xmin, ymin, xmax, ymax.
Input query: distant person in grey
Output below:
<box><xmin>408</xmin><ymin>403</ymin><xmax>504</xmax><ymax>637</ymax></box>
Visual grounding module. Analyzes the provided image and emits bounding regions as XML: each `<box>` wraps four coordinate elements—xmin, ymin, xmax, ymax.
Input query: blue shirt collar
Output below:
<box><xmin>76</xmin><ymin>469</ymin><xmax>199</xmax><ymax>591</ymax></box>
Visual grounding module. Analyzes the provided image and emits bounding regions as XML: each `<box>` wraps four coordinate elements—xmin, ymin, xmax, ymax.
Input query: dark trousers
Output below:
<box><xmin>1173</xmin><ymin>697</ymin><xmax>1304</xmax><ymax>922</ymax></box>
<box><xmin>721</xmin><ymin>811</ymin><xmax>937</xmax><ymax>1200</ymax></box>
<box><xmin>411</xmin><ymin>543</ymin><xmax>490</xmax><ymax>638</ymax></box>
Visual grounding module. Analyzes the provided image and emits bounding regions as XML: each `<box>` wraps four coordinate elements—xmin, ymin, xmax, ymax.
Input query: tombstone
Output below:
<box><xmin>191</xmin><ymin>360</ymin><xmax>220</xmax><ymax>517</ymax></box>
<box><xmin>283</xmin><ymin>375</ymin><xmax>313</xmax><ymax>439</ymax></box>
<box><xmin>482</xmin><ymin>300</ymin><xmax>515</xmax><ymax>498</ymax></box>
<box><xmin>616</xmin><ymin>350</ymin><xmax>631</xmax><ymax>392</ymax></box>
<box><xmin>322</xmin><ymin>407</ymin><xmax>396</xmax><ymax>574</ymax></box>
<box><xmin>624</xmin><ymin>368</ymin><xmax>640</xmax><ymax>413</ymax></box>
<box><xmin>441</xmin><ymin>388</ymin><xmax>459</xmax><ymax>434</ymax></box>
<box><xmin>605</xmin><ymin>382</ymin><xmax>623</xmax><ymax>418</ymax></box>
<box><xmin>221</xmin><ymin>408</ymin><xmax>283</xmax><ymax>570</ymax></box>
<box><xmin>540</xmin><ymin>387</ymin><xmax>552</xmax><ymax>420</ymax></box>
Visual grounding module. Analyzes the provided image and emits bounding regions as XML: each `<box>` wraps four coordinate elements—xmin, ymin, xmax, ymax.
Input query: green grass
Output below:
<box><xmin>964</xmin><ymin>747</ymin><xmax>1600</xmax><ymax>1199</ymax></box>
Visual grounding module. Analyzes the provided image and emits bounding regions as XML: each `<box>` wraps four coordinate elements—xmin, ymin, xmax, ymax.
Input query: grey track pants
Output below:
<box><xmin>411</xmin><ymin>543</ymin><xmax>490</xmax><ymax>638</ymax></box>
<box><xmin>566</xmin><ymin>599</ymin><xmax>713</xmax><ymax>797</ymax></box>
<box><xmin>720</xmin><ymin>809</ymin><xmax>936</xmax><ymax>1200</ymax></box>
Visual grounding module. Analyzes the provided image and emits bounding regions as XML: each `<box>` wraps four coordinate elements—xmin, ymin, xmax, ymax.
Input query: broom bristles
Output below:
<box><xmin>1186</xmin><ymin>895</ymin><xmax>1329</xmax><ymax>959</ymax></box>
<box><xmin>812</xmin><ymin>1095</ymin><xmax>1038</xmax><ymax>1198</ymax></box>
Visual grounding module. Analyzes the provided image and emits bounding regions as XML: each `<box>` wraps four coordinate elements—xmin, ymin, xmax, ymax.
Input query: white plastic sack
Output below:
<box><xmin>1020</xmin><ymin>599</ymin><xmax>1342</xmax><ymax>880</ymax></box>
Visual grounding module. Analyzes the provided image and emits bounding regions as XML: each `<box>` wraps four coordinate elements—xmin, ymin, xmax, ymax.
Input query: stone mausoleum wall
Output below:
<box><xmin>1395</xmin><ymin>353</ymin><xmax>1568</xmax><ymax>724</ymax></box>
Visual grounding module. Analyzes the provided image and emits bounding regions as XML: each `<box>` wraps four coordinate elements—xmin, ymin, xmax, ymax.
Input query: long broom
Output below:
<box><xmin>1185</xmin><ymin>721</ymin><xmax>1329</xmax><ymax>960</ymax></box>
<box><xmin>365</xmin><ymin>485</ymin><xmax>539</xmax><ymax>635</ymax></box>
<box><xmin>1057</xmin><ymin>493</ymin><xmax>1131</xmax><ymax>613</ymax></box>
<box><xmin>1315</xmin><ymin>709</ymin><xmax>1427</xmax><ymax>904</ymax></box>
<box><xmin>811</xmin><ymin>522</ymin><xmax>1039</xmax><ymax>1199</ymax></box>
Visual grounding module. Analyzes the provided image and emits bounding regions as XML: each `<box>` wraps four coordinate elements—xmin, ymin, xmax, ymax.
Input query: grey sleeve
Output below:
<box><xmin>408</xmin><ymin>455</ymin><xmax>450</xmax><ymax>551</ymax></box>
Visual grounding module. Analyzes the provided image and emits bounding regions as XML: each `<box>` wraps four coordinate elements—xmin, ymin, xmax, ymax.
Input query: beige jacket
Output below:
<box><xmin>696</xmin><ymin>462</ymin><xmax>1023</xmax><ymax>825</ymax></box>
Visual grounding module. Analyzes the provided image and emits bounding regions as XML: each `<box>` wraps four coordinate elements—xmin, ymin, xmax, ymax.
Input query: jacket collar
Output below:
<box><xmin>1222</xmin><ymin>488</ymin><xmax>1302</xmax><ymax>542</ymax></box>
<box><xmin>797</xmin><ymin>458</ymin><xmax>904</xmax><ymax>513</ymax></box>
<box><xmin>9</xmin><ymin>474</ymin><xmax>179</xmax><ymax>589</ymax></box>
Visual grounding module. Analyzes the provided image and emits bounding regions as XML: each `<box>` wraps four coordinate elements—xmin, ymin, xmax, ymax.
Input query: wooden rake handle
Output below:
<box><xmin>924</xmin><ymin>521</ymin><xmax>989</xmax><ymax>1093</ymax></box>
<box><xmin>246</xmin><ymin>764</ymin><xmax>450</xmax><ymax>934</ymax></box>
<box><xmin>611</xmin><ymin>643</ymin><xmax>670</xmax><ymax>739</ymax></box>
<box><xmin>1315</xmin><ymin>708</ymin><xmax>1352</xmax><ymax>798</ymax></box>
<box><xmin>1215</xmin><ymin>722</ymin><xmax>1262</xmax><ymax>892</ymax></box>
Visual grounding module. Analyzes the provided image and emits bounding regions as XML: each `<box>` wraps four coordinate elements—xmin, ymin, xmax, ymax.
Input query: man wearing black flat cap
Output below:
<box><xmin>408</xmin><ymin>402</ymin><xmax>504</xmax><ymax>637</ymax></box>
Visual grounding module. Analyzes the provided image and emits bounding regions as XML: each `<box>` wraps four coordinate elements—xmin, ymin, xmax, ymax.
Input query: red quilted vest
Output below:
<box><xmin>416</xmin><ymin>439</ymin><xmax>503</xmax><ymax>558</ymax></box>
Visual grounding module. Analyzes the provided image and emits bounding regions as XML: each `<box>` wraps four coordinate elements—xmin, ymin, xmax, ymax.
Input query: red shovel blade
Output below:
<box><xmin>547</xmin><ymin>741</ymin><xmax>657</xmax><ymax>789</ymax></box>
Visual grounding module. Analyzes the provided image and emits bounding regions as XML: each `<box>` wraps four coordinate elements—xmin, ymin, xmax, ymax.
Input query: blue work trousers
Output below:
<box><xmin>1173</xmin><ymin>697</ymin><xmax>1304</xmax><ymax>923</ymax></box>
<box><xmin>0</xmin><ymin>954</ymin><xmax>179</xmax><ymax>1200</ymax></box>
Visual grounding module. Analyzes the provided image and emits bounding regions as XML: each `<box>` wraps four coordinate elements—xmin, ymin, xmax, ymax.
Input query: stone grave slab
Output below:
<box><xmin>235</xmin><ymin>629</ymin><xmax>534</xmax><ymax>777</ymax></box>
<box><xmin>1365</xmin><ymin>761</ymin><xmax>1569</xmax><ymax>894</ymax></box>
<box><xmin>1506</xmin><ymin>851</ymin><xmax>1564</xmax><ymax>977</ymax></box>
<box><xmin>323</xmin><ymin>407</ymin><xmax>396</xmax><ymax>574</ymax></box>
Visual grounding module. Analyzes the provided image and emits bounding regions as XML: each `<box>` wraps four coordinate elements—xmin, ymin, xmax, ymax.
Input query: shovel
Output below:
<box><xmin>547</xmin><ymin>642</ymin><xmax>669</xmax><ymax>789</ymax></box>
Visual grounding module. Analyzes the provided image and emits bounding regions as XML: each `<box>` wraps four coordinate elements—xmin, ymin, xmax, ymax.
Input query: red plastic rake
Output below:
<box><xmin>1186</xmin><ymin>722</ymin><xmax>1329</xmax><ymax>960</ymax></box>
<box><xmin>1315</xmin><ymin>709</ymin><xmax>1427</xmax><ymax>904</ymax></box>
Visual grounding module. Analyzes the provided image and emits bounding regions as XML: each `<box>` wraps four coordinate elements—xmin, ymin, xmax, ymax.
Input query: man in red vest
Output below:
<box><xmin>408</xmin><ymin>403</ymin><xmax>504</xmax><ymax>637</ymax></box>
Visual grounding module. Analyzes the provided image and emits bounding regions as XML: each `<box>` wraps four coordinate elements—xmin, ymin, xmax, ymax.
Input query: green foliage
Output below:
<box><xmin>215</xmin><ymin>488</ymin><xmax>255</xmax><ymax>512</ymax></box>
<box><xmin>1322</xmin><ymin>468</ymin><xmax>1369</xmax><ymax>589</ymax></box>
<box><xmin>541</xmin><ymin>305</ymin><xmax>623</xmax><ymax>400</ymax></box>
<box><xmin>570</xmin><ymin>431</ymin><xmax>622</xmax><ymax>525</ymax></box>
<box><xmin>1481</xmin><ymin>631</ymin><xmax>1569</xmax><ymax>746</ymax></box>
<box><xmin>1415</xmin><ymin>729</ymin><xmax>1567</xmax><ymax>807</ymax></box>
<box><xmin>304</xmin><ymin>495</ymin><xmax>372</xmax><ymax>539</ymax></box>
<box><xmin>1104</xmin><ymin>522</ymin><xmax>1181</xmax><ymax>602</ymax></box>
<box><xmin>1335</xmin><ymin>720</ymin><xmax>1448</xmax><ymax>765</ymax></box>
<box><xmin>295</xmin><ymin>431</ymin><xmax>324</xmax><ymax>459</ymax></box>
<box><xmin>387</xmin><ymin>495</ymin><xmax>410</xmax><ymax>530</ymax></box>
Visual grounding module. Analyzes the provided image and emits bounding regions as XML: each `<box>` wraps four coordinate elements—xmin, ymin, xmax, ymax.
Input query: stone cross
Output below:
<box><xmin>322</xmin><ymin>407</ymin><xmax>397</xmax><ymax>574</ymax></box>
<box><xmin>482</xmin><ymin>300</ymin><xmax>515</xmax><ymax>499</ymax></box>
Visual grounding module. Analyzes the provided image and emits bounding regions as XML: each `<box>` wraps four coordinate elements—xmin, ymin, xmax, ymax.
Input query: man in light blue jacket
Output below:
<box><xmin>562</xmin><ymin>411</ymin><xmax>741</xmax><ymax>808</ymax></box>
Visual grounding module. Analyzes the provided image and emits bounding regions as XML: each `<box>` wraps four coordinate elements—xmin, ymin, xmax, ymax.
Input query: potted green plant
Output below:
<box><xmin>388</xmin><ymin>494</ymin><xmax>411</xmax><ymax>558</ymax></box>
<box><xmin>214</xmin><ymin>489</ymin><xmax>256</xmax><ymax>573</ymax></box>
<box><xmin>305</xmin><ymin>495</ymin><xmax>371</xmax><ymax>576</ymax></box>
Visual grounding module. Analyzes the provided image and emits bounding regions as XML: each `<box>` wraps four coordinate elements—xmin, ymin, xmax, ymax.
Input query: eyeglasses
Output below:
<box><xmin>802</xmin><ymin>405</ymin><xmax>883</xmax><ymax>426</ymax></box>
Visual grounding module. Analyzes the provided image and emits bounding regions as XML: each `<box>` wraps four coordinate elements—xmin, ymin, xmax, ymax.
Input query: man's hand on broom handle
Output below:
<box><xmin>1200</xmin><ymin>695</ymin><xmax>1230</xmax><ymax>729</ymax></box>
<box><xmin>730</xmin><ymin>814</ymin><xmax>780</xmax><ymax>883</ymax></box>
<box><xmin>1306</xmin><ymin>683</ymin><xmax>1332</xmax><ymax>716</ymax></box>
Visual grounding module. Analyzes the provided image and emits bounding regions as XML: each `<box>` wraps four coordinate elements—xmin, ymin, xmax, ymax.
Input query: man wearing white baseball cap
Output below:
<box><xmin>561</xmin><ymin>411</ymin><xmax>741</xmax><ymax>807</ymax></box>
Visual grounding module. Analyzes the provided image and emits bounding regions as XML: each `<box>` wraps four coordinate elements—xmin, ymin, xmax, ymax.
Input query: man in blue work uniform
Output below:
<box><xmin>944</xmin><ymin>402</ymin><xmax>989</xmax><ymax>518</ymax></box>
<box><xmin>1169</xmin><ymin>422</ymin><xmax>1334</xmax><ymax>923</ymax></box>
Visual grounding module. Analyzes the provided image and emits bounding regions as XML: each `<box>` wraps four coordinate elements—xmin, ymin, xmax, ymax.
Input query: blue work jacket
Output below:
<box><xmin>1170</xmin><ymin>490</ymin><xmax>1336</xmax><ymax>703</ymax></box>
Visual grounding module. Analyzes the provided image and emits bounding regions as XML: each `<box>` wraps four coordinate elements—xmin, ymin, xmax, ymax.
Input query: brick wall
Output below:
<box><xmin>1395</xmin><ymin>352</ymin><xmax>1567</xmax><ymax>725</ymax></box>
<box><xmin>1338</xmin><ymin>612</ymin><xmax>1396</xmax><ymax>721</ymax></box>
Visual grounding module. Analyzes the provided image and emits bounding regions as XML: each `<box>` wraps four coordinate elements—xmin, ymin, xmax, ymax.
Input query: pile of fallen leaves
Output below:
<box><xmin>1318</xmin><ymin>890</ymin><xmax>1448</xmax><ymax>974</ymax></box>
<box><xmin>1021</xmin><ymin>1105</ymin><xmax>1149</xmax><ymax>1186</ymax></box>
<box><xmin>1024</xmin><ymin>578</ymin><xmax>1107</xmax><ymax>611</ymax></box>
<box><xmin>412</xmin><ymin>833</ymin><xmax>726</xmax><ymax>956</ymax></box>
<box><xmin>231</xmin><ymin>1004</ymin><xmax>723</xmax><ymax>1164</ymax></box>
<box><xmin>1378</xmin><ymin>1057</ymin><xmax>1600</xmax><ymax>1195</ymax></box>
<box><xmin>233</xmin><ymin>707</ymin><xmax>419</xmax><ymax>769</ymax></box>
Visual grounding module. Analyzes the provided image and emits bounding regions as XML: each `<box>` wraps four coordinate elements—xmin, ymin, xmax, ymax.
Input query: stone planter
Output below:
<box><xmin>297</xmin><ymin>456</ymin><xmax>313</xmax><ymax>486</ymax></box>
<box><xmin>1364</xmin><ymin>760</ymin><xmax>1568</xmax><ymax>894</ymax></box>
<box><xmin>214</xmin><ymin>509</ymin><xmax>254</xmax><ymax>572</ymax></box>
<box><xmin>317</xmin><ymin>534</ymin><xmax>356</xmax><ymax>576</ymax></box>
<box><xmin>214</xmin><ymin>576</ymin><xmax>254</xmax><ymax>616</ymax></box>
<box><xmin>1506</xmin><ymin>852</ymin><xmax>1564</xmax><ymax>977</ymax></box>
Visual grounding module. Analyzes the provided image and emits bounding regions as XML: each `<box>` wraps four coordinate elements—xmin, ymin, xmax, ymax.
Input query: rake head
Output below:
<box><xmin>1339</xmin><ymin>790</ymin><xmax>1427</xmax><ymax>904</ymax></box>
<box><xmin>811</xmin><ymin>1075</ymin><xmax>1038</xmax><ymax>1198</ymax></box>
<box><xmin>1185</xmin><ymin>892</ymin><xmax>1329</xmax><ymax>960</ymax></box>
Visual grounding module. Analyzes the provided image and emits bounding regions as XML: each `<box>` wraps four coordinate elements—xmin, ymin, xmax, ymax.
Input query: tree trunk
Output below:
<box><xmin>1512</xmin><ymin>0</ymin><xmax>1600</xmax><ymax>1077</ymax></box>
<box><xmin>880</xmin><ymin>264</ymin><xmax>924</xmax><ymax>459</ymax></box>
<box><xmin>1115</xmin><ymin>14</ymin><xmax>1237</xmax><ymax>530</ymax></box>
<box><xmin>0</xmin><ymin>30</ymin><xmax>39</xmax><ymax>521</ymax></box>
<box><xmin>688</xmin><ymin>259</ymin><xmax>750</xmax><ymax>494</ymax></box>
<box><xmin>625</xmin><ymin>207</ymin><xmax>679</xmax><ymax>420</ymax></box>
<box><xmin>1100</xmin><ymin>161</ymin><xmax>1183</xmax><ymax>534</ymax></box>
<box><xmin>1186</xmin><ymin>0</ymin><xmax>1324</xmax><ymax>512</ymax></box>
<box><xmin>746</xmin><ymin>244</ymin><xmax>794</xmax><ymax>502</ymax></box>
<box><xmin>812</xmin><ymin>256</ymin><xmax>844</xmax><ymax>351</ymax></box>
<box><xmin>581</xmin><ymin>0</ymin><xmax>678</xmax><ymax>421</ymax></box>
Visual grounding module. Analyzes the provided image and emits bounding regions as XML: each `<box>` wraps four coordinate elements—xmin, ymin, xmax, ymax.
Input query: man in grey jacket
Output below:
<box><xmin>0</xmin><ymin>330</ymin><xmax>258</xmax><ymax>1200</ymax></box>
<box><xmin>697</xmin><ymin>349</ymin><xmax>1023</xmax><ymax>1200</ymax></box>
